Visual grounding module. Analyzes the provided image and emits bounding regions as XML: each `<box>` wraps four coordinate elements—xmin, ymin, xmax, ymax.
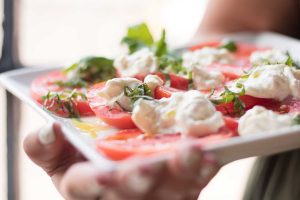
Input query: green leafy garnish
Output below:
<box><xmin>54</xmin><ymin>79</ymin><xmax>87</xmax><ymax>88</ymax></box>
<box><xmin>42</xmin><ymin>89</ymin><xmax>87</xmax><ymax>118</ymax></box>
<box><xmin>219</xmin><ymin>40</ymin><xmax>237</xmax><ymax>52</ymax></box>
<box><xmin>157</xmin><ymin>55</ymin><xmax>185</xmax><ymax>74</ymax></box>
<box><xmin>121</xmin><ymin>23</ymin><xmax>154</xmax><ymax>54</ymax></box>
<box><xmin>210</xmin><ymin>83</ymin><xmax>246</xmax><ymax>115</ymax></box>
<box><xmin>124</xmin><ymin>83</ymin><xmax>153</xmax><ymax>104</ymax></box>
<box><xmin>154</xmin><ymin>29</ymin><xmax>168</xmax><ymax>57</ymax></box>
<box><xmin>292</xmin><ymin>115</ymin><xmax>300</xmax><ymax>125</ymax></box>
<box><xmin>64</xmin><ymin>56</ymin><xmax>115</xmax><ymax>83</ymax></box>
<box><xmin>285</xmin><ymin>56</ymin><xmax>294</xmax><ymax>66</ymax></box>
<box><xmin>285</xmin><ymin>52</ymin><xmax>300</xmax><ymax>69</ymax></box>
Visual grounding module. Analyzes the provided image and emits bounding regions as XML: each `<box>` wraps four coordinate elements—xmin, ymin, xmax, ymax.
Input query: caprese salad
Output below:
<box><xmin>31</xmin><ymin>23</ymin><xmax>300</xmax><ymax>160</ymax></box>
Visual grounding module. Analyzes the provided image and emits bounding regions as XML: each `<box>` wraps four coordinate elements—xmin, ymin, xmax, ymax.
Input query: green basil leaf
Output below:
<box><xmin>154</xmin><ymin>29</ymin><xmax>168</xmax><ymax>57</ymax></box>
<box><xmin>121</xmin><ymin>23</ymin><xmax>154</xmax><ymax>53</ymax></box>
<box><xmin>292</xmin><ymin>115</ymin><xmax>300</xmax><ymax>125</ymax></box>
<box><xmin>220</xmin><ymin>40</ymin><xmax>237</xmax><ymax>52</ymax></box>
<box><xmin>65</xmin><ymin>56</ymin><xmax>115</xmax><ymax>83</ymax></box>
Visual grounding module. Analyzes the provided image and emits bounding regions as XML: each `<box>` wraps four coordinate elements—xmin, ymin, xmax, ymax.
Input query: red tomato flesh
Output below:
<box><xmin>30</xmin><ymin>71</ymin><xmax>94</xmax><ymax>117</ymax></box>
<box><xmin>87</xmin><ymin>82</ymin><xmax>136</xmax><ymax>129</ymax></box>
<box><xmin>96</xmin><ymin>117</ymin><xmax>238</xmax><ymax>161</ymax></box>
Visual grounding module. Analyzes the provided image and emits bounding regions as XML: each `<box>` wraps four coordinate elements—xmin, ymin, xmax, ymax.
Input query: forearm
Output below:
<box><xmin>197</xmin><ymin>0</ymin><xmax>300</xmax><ymax>37</ymax></box>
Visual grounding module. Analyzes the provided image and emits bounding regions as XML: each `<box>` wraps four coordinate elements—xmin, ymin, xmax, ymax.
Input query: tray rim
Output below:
<box><xmin>1</xmin><ymin>31</ymin><xmax>300</xmax><ymax>166</ymax></box>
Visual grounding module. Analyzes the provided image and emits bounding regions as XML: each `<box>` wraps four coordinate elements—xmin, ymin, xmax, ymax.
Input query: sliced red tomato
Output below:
<box><xmin>30</xmin><ymin>71</ymin><xmax>94</xmax><ymax>117</ymax></box>
<box><xmin>96</xmin><ymin>117</ymin><xmax>238</xmax><ymax>160</ymax></box>
<box><xmin>207</xmin><ymin>63</ymin><xmax>250</xmax><ymax>80</ymax></box>
<box><xmin>30</xmin><ymin>71</ymin><xmax>67</xmax><ymax>102</ymax></box>
<box><xmin>154</xmin><ymin>86</ymin><xmax>182</xmax><ymax>99</ymax></box>
<box><xmin>87</xmin><ymin>82</ymin><xmax>136</xmax><ymax>129</ymax></box>
<box><xmin>216</xmin><ymin>95</ymin><xmax>274</xmax><ymax>116</ymax></box>
<box><xmin>189</xmin><ymin>41</ymin><xmax>221</xmax><ymax>51</ymax></box>
<box><xmin>263</xmin><ymin>97</ymin><xmax>300</xmax><ymax>114</ymax></box>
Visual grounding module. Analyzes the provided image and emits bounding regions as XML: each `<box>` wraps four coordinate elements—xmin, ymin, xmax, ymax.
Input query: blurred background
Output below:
<box><xmin>0</xmin><ymin>0</ymin><xmax>255</xmax><ymax>199</ymax></box>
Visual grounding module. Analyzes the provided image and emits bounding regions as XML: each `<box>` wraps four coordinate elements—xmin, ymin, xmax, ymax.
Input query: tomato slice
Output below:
<box><xmin>263</xmin><ymin>97</ymin><xmax>300</xmax><ymax>114</ymax></box>
<box><xmin>97</xmin><ymin>131</ymin><xmax>235</xmax><ymax>161</ymax></box>
<box><xmin>189</xmin><ymin>41</ymin><xmax>221</xmax><ymax>51</ymax></box>
<box><xmin>96</xmin><ymin>117</ymin><xmax>238</xmax><ymax>160</ymax></box>
<box><xmin>30</xmin><ymin>71</ymin><xmax>94</xmax><ymax>117</ymax></box>
<box><xmin>216</xmin><ymin>95</ymin><xmax>274</xmax><ymax>116</ymax></box>
<box><xmin>154</xmin><ymin>86</ymin><xmax>182</xmax><ymax>99</ymax></box>
<box><xmin>87</xmin><ymin>82</ymin><xmax>136</xmax><ymax>129</ymax></box>
<box><xmin>30</xmin><ymin>71</ymin><xmax>66</xmax><ymax>102</ymax></box>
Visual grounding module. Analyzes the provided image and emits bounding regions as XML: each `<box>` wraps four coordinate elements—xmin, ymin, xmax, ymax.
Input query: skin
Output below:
<box><xmin>24</xmin><ymin>123</ymin><xmax>219</xmax><ymax>200</ymax></box>
<box><xmin>24</xmin><ymin>0</ymin><xmax>300</xmax><ymax>199</ymax></box>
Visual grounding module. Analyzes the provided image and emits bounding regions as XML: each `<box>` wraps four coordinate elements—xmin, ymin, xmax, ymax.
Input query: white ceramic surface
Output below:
<box><xmin>1</xmin><ymin>32</ymin><xmax>300</xmax><ymax>167</ymax></box>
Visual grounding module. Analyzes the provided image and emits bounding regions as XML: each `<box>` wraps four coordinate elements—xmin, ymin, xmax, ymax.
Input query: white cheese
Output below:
<box><xmin>235</xmin><ymin>64</ymin><xmax>300</xmax><ymax>101</ymax></box>
<box><xmin>132</xmin><ymin>90</ymin><xmax>224</xmax><ymax>136</ymax></box>
<box><xmin>250</xmin><ymin>49</ymin><xmax>288</xmax><ymax>66</ymax></box>
<box><xmin>113</xmin><ymin>48</ymin><xmax>158</xmax><ymax>77</ymax></box>
<box><xmin>97</xmin><ymin>77</ymin><xmax>142</xmax><ymax>111</ymax></box>
<box><xmin>143</xmin><ymin>74</ymin><xmax>164</xmax><ymax>93</ymax></box>
<box><xmin>182</xmin><ymin>47</ymin><xmax>233</xmax><ymax>69</ymax></box>
<box><xmin>192</xmin><ymin>64</ymin><xmax>225</xmax><ymax>90</ymax></box>
<box><xmin>238</xmin><ymin>106</ymin><xmax>294</xmax><ymax>136</ymax></box>
<box><xmin>97</xmin><ymin>75</ymin><xmax>163</xmax><ymax>112</ymax></box>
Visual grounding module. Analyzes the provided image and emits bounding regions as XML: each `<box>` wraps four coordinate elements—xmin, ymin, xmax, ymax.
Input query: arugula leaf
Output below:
<box><xmin>219</xmin><ymin>40</ymin><xmax>237</xmax><ymax>52</ymax></box>
<box><xmin>124</xmin><ymin>83</ymin><xmax>153</xmax><ymax>104</ymax></box>
<box><xmin>210</xmin><ymin>83</ymin><xmax>246</xmax><ymax>115</ymax></box>
<box><xmin>154</xmin><ymin>29</ymin><xmax>168</xmax><ymax>57</ymax></box>
<box><xmin>121</xmin><ymin>23</ymin><xmax>154</xmax><ymax>54</ymax></box>
<box><xmin>64</xmin><ymin>56</ymin><xmax>115</xmax><ymax>83</ymax></box>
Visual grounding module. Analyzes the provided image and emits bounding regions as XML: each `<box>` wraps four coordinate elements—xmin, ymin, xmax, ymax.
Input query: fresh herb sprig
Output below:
<box><xmin>210</xmin><ymin>83</ymin><xmax>246</xmax><ymax>115</ymax></box>
<box><xmin>54</xmin><ymin>79</ymin><xmax>87</xmax><ymax>88</ymax></box>
<box><xmin>124</xmin><ymin>83</ymin><xmax>154</xmax><ymax>104</ymax></box>
<box><xmin>292</xmin><ymin>115</ymin><xmax>300</xmax><ymax>125</ymax></box>
<box><xmin>122</xmin><ymin>23</ymin><xmax>190</xmax><ymax>85</ymax></box>
<box><xmin>219</xmin><ymin>40</ymin><xmax>237</xmax><ymax>52</ymax></box>
<box><xmin>42</xmin><ymin>89</ymin><xmax>87</xmax><ymax>118</ymax></box>
<box><xmin>285</xmin><ymin>52</ymin><xmax>300</xmax><ymax>69</ymax></box>
<box><xmin>63</xmin><ymin>56</ymin><xmax>115</xmax><ymax>83</ymax></box>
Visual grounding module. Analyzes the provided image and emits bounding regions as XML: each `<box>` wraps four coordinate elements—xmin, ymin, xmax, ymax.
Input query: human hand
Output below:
<box><xmin>24</xmin><ymin>122</ymin><xmax>220</xmax><ymax>200</ymax></box>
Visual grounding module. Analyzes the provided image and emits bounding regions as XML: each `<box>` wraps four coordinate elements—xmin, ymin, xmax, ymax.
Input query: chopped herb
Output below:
<box><xmin>157</xmin><ymin>55</ymin><xmax>185</xmax><ymax>74</ymax></box>
<box><xmin>54</xmin><ymin>79</ymin><xmax>87</xmax><ymax>88</ymax></box>
<box><xmin>285</xmin><ymin>51</ymin><xmax>300</xmax><ymax>69</ymax></box>
<box><xmin>292</xmin><ymin>115</ymin><xmax>300</xmax><ymax>125</ymax></box>
<box><xmin>219</xmin><ymin>40</ymin><xmax>237</xmax><ymax>52</ymax></box>
<box><xmin>124</xmin><ymin>83</ymin><xmax>153</xmax><ymax>104</ymax></box>
<box><xmin>188</xmin><ymin>71</ymin><xmax>194</xmax><ymax>90</ymax></box>
<box><xmin>210</xmin><ymin>83</ymin><xmax>246</xmax><ymax>115</ymax></box>
<box><xmin>286</xmin><ymin>56</ymin><xmax>294</xmax><ymax>66</ymax></box>
<box><xmin>42</xmin><ymin>89</ymin><xmax>87</xmax><ymax>118</ymax></box>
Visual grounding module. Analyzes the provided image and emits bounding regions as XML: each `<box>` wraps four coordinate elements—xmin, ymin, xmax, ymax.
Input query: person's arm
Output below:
<box><xmin>197</xmin><ymin>0</ymin><xmax>300</xmax><ymax>37</ymax></box>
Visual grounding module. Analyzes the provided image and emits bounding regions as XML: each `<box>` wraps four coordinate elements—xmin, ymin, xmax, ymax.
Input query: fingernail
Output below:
<box><xmin>196</xmin><ymin>155</ymin><xmax>219</xmax><ymax>183</ymax></box>
<box><xmin>38</xmin><ymin>122</ymin><xmax>56</xmax><ymax>145</ymax></box>
<box><xmin>179</xmin><ymin>146</ymin><xmax>202</xmax><ymax>171</ymax></box>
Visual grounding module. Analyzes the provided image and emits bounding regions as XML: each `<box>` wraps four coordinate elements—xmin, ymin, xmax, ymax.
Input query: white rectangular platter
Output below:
<box><xmin>1</xmin><ymin>32</ymin><xmax>300</xmax><ymax>168</ymax></box>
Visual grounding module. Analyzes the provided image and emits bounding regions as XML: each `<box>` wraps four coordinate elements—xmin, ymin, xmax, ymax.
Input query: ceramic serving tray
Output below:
<box><xmin>1</xmin><ymin>32</ymin><xmax>300</xmax><ymax>169</ymax></box>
